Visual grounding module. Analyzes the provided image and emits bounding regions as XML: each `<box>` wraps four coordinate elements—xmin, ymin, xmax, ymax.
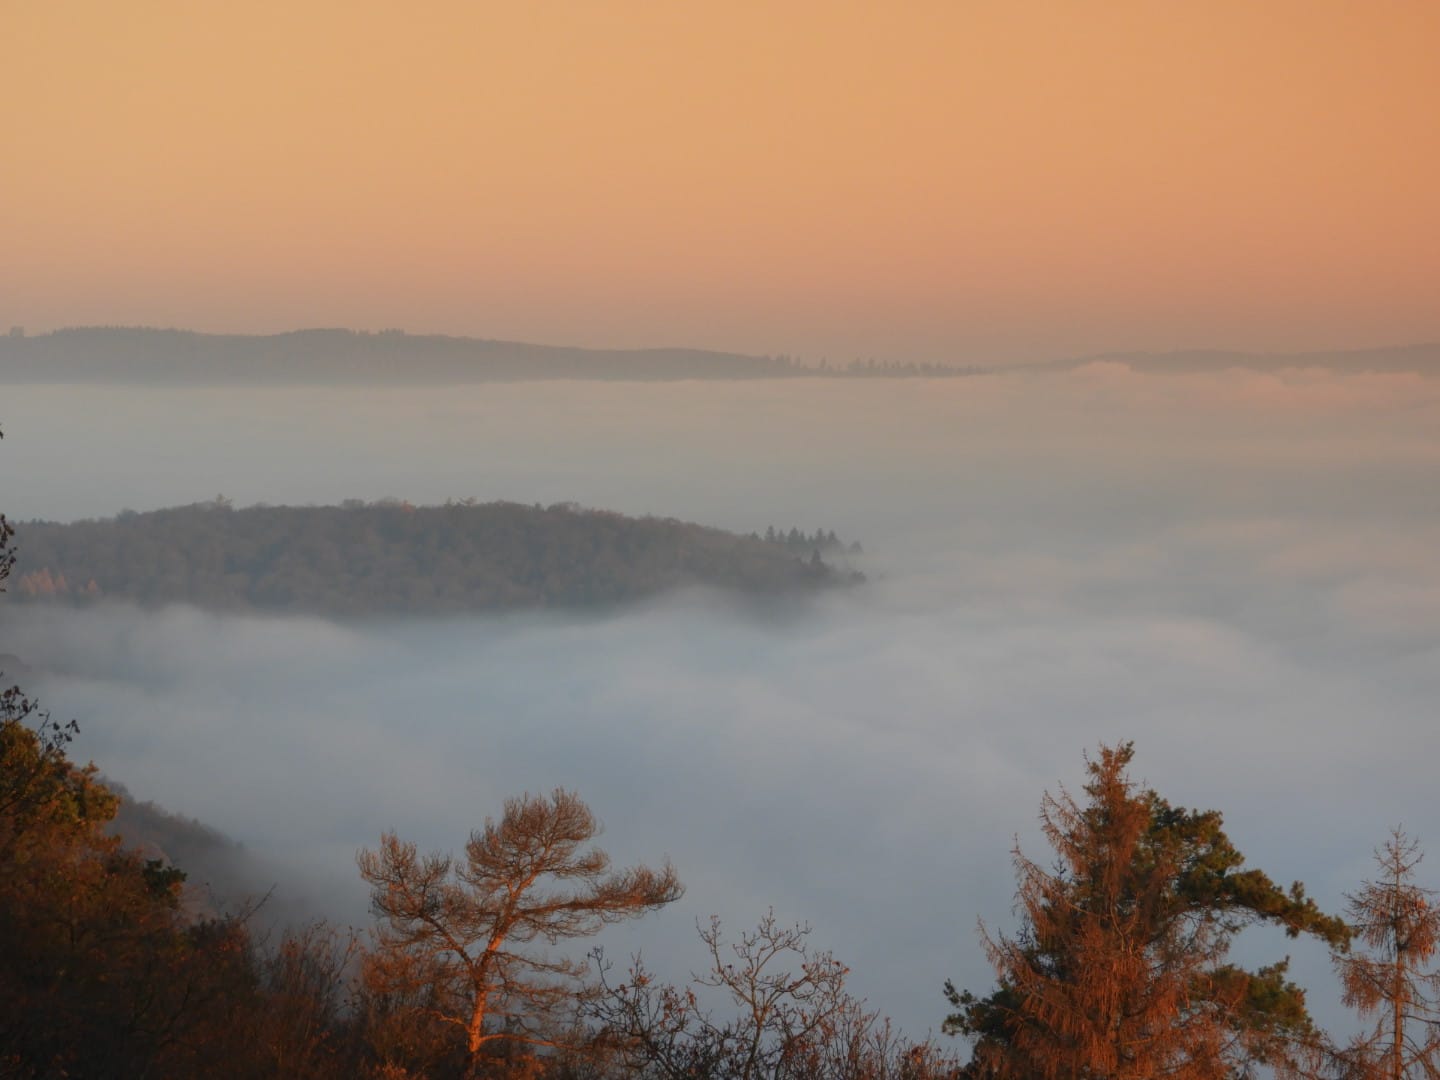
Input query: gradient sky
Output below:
<box><xmin>5</xmin><ymin>2</ymin><xmax>1438</xmax><ymax>363</ymax></box>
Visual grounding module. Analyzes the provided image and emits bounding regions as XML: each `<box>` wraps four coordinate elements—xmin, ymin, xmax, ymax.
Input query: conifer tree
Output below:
<box><xmin>358</xmin><ymin>788</ymin><xmax>682</xmax><ymax>1076</ymax></box>
<box><xmin>946</xmin><ymin>743</ymin><xmax>1349</xmax><ymax>1079</ymax></box>
<box><xmin>1334</xmin><ymin>829</ymin><xmax>1440</xmax><ymax>1080</ymax></box>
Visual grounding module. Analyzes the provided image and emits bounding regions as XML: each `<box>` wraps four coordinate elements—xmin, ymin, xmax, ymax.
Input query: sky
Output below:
<box><xmin>5</xmin><ymin>2</ymin><xmax>1438</xmax><ymax>363</ymax></box>
<box><xmin>4</xmin><ymin>1</ymin><xmax>1440</xmax><ymax>1052</ymax></box>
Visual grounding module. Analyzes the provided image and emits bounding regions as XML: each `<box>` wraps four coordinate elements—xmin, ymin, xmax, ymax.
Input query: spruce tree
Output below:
<box><xmin>946</xmin><ymin>743</ymin><xmax>1348</xmax><ymax>1079</ymax></box>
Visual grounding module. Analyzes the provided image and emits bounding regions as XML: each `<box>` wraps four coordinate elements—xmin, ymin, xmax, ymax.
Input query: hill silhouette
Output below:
<box><xmin>8</xmin><ymin>500</ymin><xmax>862</xmax><ymax>617</ymax></box>
<box><xmin>0</xmin><ymin>327</ymin><xmax>965</xmax><ymax>383</ymax></box>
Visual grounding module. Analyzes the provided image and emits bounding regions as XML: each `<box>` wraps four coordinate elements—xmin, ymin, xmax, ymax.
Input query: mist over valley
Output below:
<box><xmin>4</xmin><ymin>366</ymin><xmax>1438</xmax><ymax>1043</ymax></box>
<box><xmin>9</xmin><ymin>5</ymin><xmax>1439</xmax><ymax>1070</ymax></box>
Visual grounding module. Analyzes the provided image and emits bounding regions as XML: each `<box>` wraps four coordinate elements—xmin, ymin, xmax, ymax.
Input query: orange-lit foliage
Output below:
<box><xmin>0</xmin><ymin>683</ymin><xmax>260</xmax><ymax>1076</ymax></box>
<box><xmin>358</xmin><ymin>788</ymin><xmax>682</xmax><ymax>1078</ymax></box>
<box><xmin>1334</xmin><ymin>830</ymin><xmax>1440</xmax><ymax>1079</ymax></box>
<box><xmin>0</xmin><ymin>427</ymin><xmax>363</xmax><ymax>1077</ymax></box>
<box><xmin>947</xmin><ymin>743</ymin><xmax>1348</xmax><ymax>1080</ymax></box>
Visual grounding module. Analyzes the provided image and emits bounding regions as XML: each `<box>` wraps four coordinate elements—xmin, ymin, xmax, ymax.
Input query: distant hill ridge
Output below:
<box><xmin>0</xmin><ymin>326</ymin><xmax>966</xmax><ymax>383</ymax></box>
<box><xmin>2</xmin><ymin>327</ymin><xmax>1434</xmax><ymax>382</ymax></box>
<box><xmin>1050</xmin><ymin>343</ymin><xmax>1440</xmax><ymax>375</ymax></box>
<box><xmin>5</xmin><ymin>499</ymin><xmax>863</xmax><ymax>617</ymax></box>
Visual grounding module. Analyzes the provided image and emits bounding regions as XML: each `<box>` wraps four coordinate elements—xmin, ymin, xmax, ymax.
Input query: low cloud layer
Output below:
<box><xmin>2</xmin><ymin>369</ymin><xmax>1438</xmax><ymax>1037</ymax></box>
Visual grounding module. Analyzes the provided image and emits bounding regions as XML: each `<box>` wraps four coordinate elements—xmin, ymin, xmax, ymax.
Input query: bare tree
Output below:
<box><xmin>357</xmin><ymin>788</ymin><xmax>681</xmax><ymax>1076</ymax></box>
<box><xmin>589</xmin><ymin>911</ymin><xmax>960</xmax><ymax>1079</ymax></box>
<box><xmin>250</xmin><ymin>922</ymin><xmax>363</xmax><ymax>1077</ymax></box>
<box><xmin>1334</xmin><ymin>829</ymin><xmax>1440</xmax><ymax>1080</ymax></box>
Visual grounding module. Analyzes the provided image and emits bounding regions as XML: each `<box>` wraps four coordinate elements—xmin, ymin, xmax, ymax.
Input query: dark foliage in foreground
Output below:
<box><xmin>6</xmin><ymin>692</ymin><xmax>1437</xmax><ymax>1078</ymax></box>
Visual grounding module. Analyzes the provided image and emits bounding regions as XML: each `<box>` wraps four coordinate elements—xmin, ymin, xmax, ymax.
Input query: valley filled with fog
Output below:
<box><xmin>3</xmin><ymin>366</ymin><xmax>1438</xmax><ymax>1038</ymax></box>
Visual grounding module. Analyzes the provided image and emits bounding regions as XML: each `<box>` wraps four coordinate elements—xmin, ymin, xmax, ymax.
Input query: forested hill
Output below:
<box><xmin>0</xmin><ymin>327</ymin><xmax>967</xmax><ymax>384</ymax></box>
<box><xmin>6</xmin><ymin>501</ymin><xmax>862</xmax><ymax>617</ymax></box>
<box><xmin>7</xmin><ymin>328</ymin><xmax>1437</xmax><ymax>383</ymax></box>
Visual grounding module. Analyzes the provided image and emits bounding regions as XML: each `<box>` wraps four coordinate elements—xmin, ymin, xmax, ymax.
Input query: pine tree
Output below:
<box><xmin>947</xmin><ymin>743</ymin><xmax>1348</xmax><ymax>1079</ymax></box>
<box><xmin>358</xmin><ymin>788</ymin><xmax>681</xmax><ymax>1075</ymax></box>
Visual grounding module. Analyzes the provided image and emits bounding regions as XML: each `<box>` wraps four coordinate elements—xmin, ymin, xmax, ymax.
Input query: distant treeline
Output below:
<box><xmin>0</xmin><ymin>327</ymin><xmax>977</xmax><ymax>384</ymax></box>
<box><xmin>4</xmin><ymin>327</ymin><xmax>1437</xmax><ymax>384</ymax></box>
<box><xmin>753</xmin><ymin>525</ymin><xmax>862</xmax><ymax>556</ymax></box>
<box><xmin>8</xmin><ymin>499</ymin><xmax>863</xmax><ymax>616</ymax></box>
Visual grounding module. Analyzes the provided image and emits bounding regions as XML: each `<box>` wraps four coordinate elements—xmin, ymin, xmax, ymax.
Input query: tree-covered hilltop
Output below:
<box><xmin>8</xmin><ymin>500</ymin><xmax>863</xmax><ymax>617</ymax></box>
<box><xmin>0</xmin><ymin>326</ymin><xmax>976</xmax><ymax>384</ymax></box>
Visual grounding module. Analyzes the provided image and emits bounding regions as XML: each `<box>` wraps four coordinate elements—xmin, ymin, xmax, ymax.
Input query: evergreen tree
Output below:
<box><xmin>358</xmin><ymin>789</ymin><xmax>682</xmax><ymax>1076</ymax></box>
<box><xmin>946</xmin><ymin>743</ymin><xmax>1348</xmax><ymax>1080</ymax></box>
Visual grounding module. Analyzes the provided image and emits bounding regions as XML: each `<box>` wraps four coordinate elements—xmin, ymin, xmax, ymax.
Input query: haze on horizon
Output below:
<box><xmin>4</xmin><ymin>4</ymin><xmax>1440</xmax><ymax>1066</ymax></box>
<box><xmin>5</xmin><ymin>2</ymin><xmax>1439</xmax><ymax>364</ymax></box>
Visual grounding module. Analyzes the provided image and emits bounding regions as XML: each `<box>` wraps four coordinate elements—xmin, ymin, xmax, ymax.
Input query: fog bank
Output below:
<box><xmin>2</xmin><ymin>369</ymin><xmax>1438</xmax><ymax>1036</ymax></box>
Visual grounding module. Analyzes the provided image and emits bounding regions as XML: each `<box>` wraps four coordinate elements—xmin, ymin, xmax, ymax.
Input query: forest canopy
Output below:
<box><xmin>8</xmin><ymin>500</ymin><xmax>862</xmax><ymax>617</ymax></box>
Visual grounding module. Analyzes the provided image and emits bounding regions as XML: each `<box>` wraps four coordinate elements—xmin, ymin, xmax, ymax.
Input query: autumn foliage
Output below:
<box><xmin>357</xmin><ymin>789</ymin><xmax>682</xmax><ymax>1076</ymax></box>
<box><xmin>946</xmin><ymin>743</ymin><xmax>1351</xmax><ymax>1080</ymax></box>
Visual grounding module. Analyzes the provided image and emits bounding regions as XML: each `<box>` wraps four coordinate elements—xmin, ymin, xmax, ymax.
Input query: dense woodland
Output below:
<box><xmin>10</xmin><ymin>500</ymin><xmax>862</xmax><ymax>617</ymax></box>
<box><xmin>0</xmin><ymin>327</ymin><xmax>972</xmax><ymax>384</ymax></box>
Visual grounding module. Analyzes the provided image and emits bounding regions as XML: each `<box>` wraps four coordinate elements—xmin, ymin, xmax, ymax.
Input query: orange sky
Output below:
<box><xmin>4</xmin><ymin>2</ymin><xmax>1437</xmax><ymax>363</ymax></box>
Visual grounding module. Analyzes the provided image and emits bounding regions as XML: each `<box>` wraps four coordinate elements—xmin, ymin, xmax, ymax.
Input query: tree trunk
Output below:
<box><xmin>1393</xmin><ymin>951</ymin><xmax>1404</xmax><ymax>1080</ymax></box>
<box><xmin>467</xmin><ymin>996</ymin><xmax>486</xmax><ymax>1073</ymax></box>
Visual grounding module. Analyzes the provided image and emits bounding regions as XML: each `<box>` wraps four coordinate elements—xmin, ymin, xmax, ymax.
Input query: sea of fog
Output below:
<box><xmin>2</xmin><ymin>367</ymin><xmax>1439</xmax><ymax>1039</ymax></box>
